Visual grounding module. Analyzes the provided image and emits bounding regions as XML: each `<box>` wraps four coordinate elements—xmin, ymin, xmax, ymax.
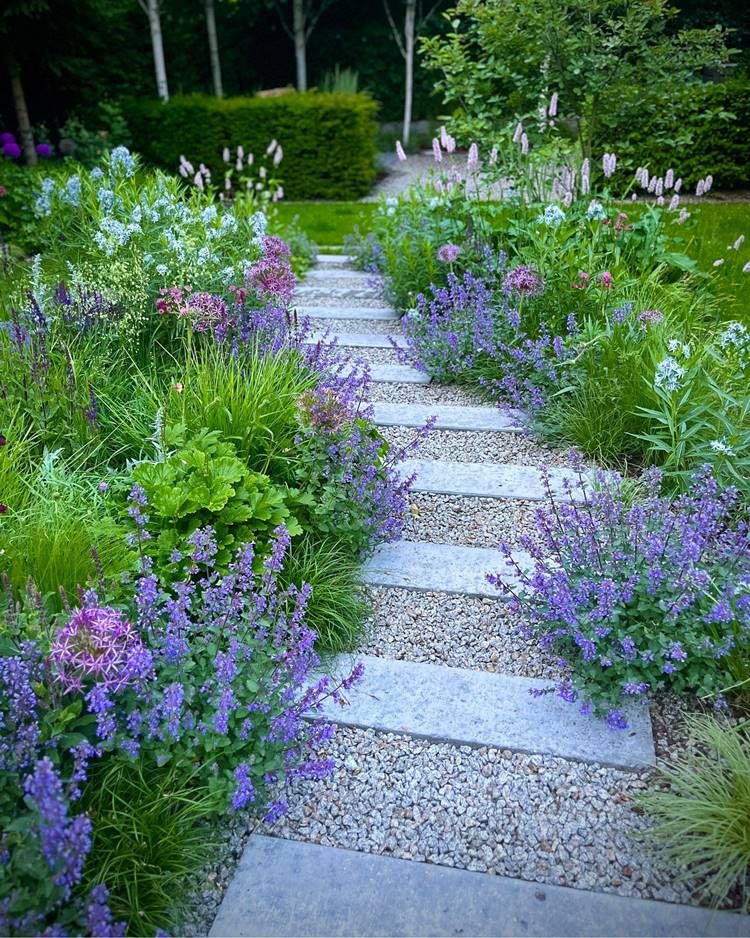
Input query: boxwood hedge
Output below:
<box><xmin>121</xmin><ymin>91</ymin><xmax>379</xmax><ymax>200</ymax></box>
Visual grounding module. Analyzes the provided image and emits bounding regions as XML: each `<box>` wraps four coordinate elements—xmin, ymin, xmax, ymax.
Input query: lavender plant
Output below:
<box><xmin>492</xmin><ymin>463</ymin><xmax>750</xmax><ymax>726</ymax></box>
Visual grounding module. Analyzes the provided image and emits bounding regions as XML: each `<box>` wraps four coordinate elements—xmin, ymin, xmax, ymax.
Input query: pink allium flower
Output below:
<box><xmin>246</xmin><ymin>236</ymin><xmax>296</xmax><ymax>302</ymax></box>
<box><xmin>181</xmin><ymin>292</ymin><xmax>230</xmax><ymax>333</ymax></box>
<box><xmin>467</xmin><ymin>142</ymin><xmax>479</xmax><ymax>172</ymax></box>
<box><xmin>637</xmin><ymin>309</ymin><xmax>664</xmax><ymax>329</ymax></box>
<box><xmin>436</xmin><ymin>243</ymin><xmax>460</xmax><ymax>264</ymax></box>
<box><xmin>503</xmin><ymin>264</ymin><xmax>544</xmax><ymax>297</ymax></box>
<box><xmin>548</xmin><ymin>92</ymin><xmax>559</xmax><ymax>117</ymax></box>
<box><xmin>432</xmin><ymin>137</ymin><xmax>442</xmax><ymax>163</ymax></box>
<box><xmin>50</xmin><ymin>606</ymin><xmax>151</xmax><ymax>694</ymax></box>
<box><xmin>395</xmin><ymin>140</ymin><xmax>407</xmax><ymax>161</ymax></box>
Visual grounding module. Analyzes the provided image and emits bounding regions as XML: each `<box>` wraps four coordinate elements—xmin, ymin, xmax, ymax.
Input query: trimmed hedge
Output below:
<box><xmin>121</xmin><ymin>92</ymin><xmax>379</xmax><ymax>200</ymax></box>
<box><xmin>597</xmin><ymin>79</ymin><xmax>750</xmax><ymax>189</ymax></box>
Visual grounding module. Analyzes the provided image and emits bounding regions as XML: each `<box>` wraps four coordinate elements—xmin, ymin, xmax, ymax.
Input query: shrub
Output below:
<box><xmin>638</xmin><ymin>715</ymin><xmax>750</xmax><ymax>910</ymax></box>
<box><xmin>492</xmin><ymin>464</ymin><xmax>750</xmax><ymax>726</ymax></box>
<box><xmin>120</xmin><ymin>92</ymin><xmax>378</xmax><ymax>200</ymax></box>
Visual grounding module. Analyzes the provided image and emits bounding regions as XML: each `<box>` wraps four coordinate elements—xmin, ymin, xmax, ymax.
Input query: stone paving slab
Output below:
<box><xmin>315</xmin><ymin>654</ymin><xmax>654</xmax><ymax>769</ymax></box>
<box><xmin>372</xmin><ymin>401</ymin><xmax>525</xmax><ymax>431</ymax></box>
<box><xmin>338</xmin><ymin>362</ymin><xmax>429</xmax><ymax>384</ymax></box>
<box><xmin>298</xmin><ymin>305</ymin><xmax>399</xmax><ymax>321</ymax></box>
<box><xmin>362</xmin><ymin>539</ymin><xmax>529</xmax><ymax>598</ymax></box>
<box><xmin>304</xmin><ymin>268</ymin><xmax>374</xmax><ymax>282</ymax></box>
<box><xmin>316</xmin><ymin>253</ymin><xmax>355</xmax><ymax>264</ymax></box>
<box><xmin>211</xmin><ymin>837</ymin><xmax>748</xmax><ymax>937</ymax></box>
<box><xmin>307</xmin><ymin>331</ymin><xmax>407</xmax><ymax>349</ymax></box>
<box><xmin>400</xmin><ymin>458</ymin><xmax>584</xmax><ymax>501</ymax></box>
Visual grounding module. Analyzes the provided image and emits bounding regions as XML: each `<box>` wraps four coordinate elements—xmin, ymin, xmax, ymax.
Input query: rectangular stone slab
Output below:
<box><xmin>298</xmin><ymin>304</ymin><xmax>399</xmax><ymax>321</ymax></box>
<box><xmin>362</xmin><ymin>540</ymin><xmax>529</xmax><ymax>598</ymax></box>
<box><xmin>314</xmin><ymin>655</ymin><xmax>654</xmax><ymax>769</ymax></box>
<box><xmin>303</xmin><ymin>268</ymin><xmax>374</xmax><ymax>281</ymax></box>
<box><xmin>338</xmin><ymin>363</ymin><xmax>429</xmax><ymax>384</ymax></box>
<box><xmin>400</xmin><ymin>458</ymin><xmax>585</xmax><ymax>501</ymax></box>
<box><xmin>210</xmin><ymin>836</ymin><xmax>749</xmax><ymax>937</ymax></box>
<box><xmin>372</xmin><ymin>402</ymin><xmax>524</xmax><ymax>431</ymax></box>
<box><xmin>316</xmin><ymin>253</ymin><xmax>355</xmax><ymax>263</ymax></box>
<box><xmin>307</xmin><ymin>331</ymin><xmax>407</xmax><ymax>349</ymax></box>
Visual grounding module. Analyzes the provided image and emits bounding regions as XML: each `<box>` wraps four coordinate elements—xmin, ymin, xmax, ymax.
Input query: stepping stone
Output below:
<box><xmin>316</xmin><ymin>253</ymin><xmax>355</xmax><ymax>264</ymax></box>
<box><xmin>298</xmin><ymin>305</ymin><xmax>399</xmax><ymax>321</ymax></box>
<box><xmin>400</xmin><ymin>458</ymin><xmax>585</xmax><ymax>501</ymax></box>
<box><xmin>296</xmin><ymin>287</ymin><xmax>375</xmax><ymax>300</ymax></box>
<box><xmin>315</xmin><ymin>655</ymin><xmax>654</xmax><ymax>769</ymax></box>
<box><xmin>372</xmin><ymin>401</ymin><xmax>524</xmax><ymax>432</ymax></box>
<box><xmin>338</xmin><ymin>362</ymin><xmax>429</xmax><ymax>384</ymax></box>
<box><xmin>211</xmin><ymin>836</ymin><xmax>750</xmax><ymax>937</ymax></box>
<box><xmin>362</xmin><ymin>539</ymin><xmax>529</xmax><ymax>598</ymax></box>
<box><xmin>307</xmin><ymin>331</ymin><xmax>407</xmax><ymax>350</ymax></box>
<box><xmin>304</xmin><ymin>268</ymin><xmax>373</xmax><ymax>282</ymax></box>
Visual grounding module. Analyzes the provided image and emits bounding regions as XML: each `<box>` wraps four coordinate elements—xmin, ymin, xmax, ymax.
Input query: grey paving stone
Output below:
<box><xmin>298</xmin><ymin>305</ymin><xmax>399</xmax><ymax>321</ymax></box>
<box><xmin>338</xmin><ymin>362</ymin><xmax>429</xmax><ymax>384</ymax></box>
<box><xmin>362</xmin><ymin>539</ymin><xmax>528</xmax><ymax>598</ymax></box>
<box><xmin>372</xmin><ymin>401</ymin><xmax>525</xmax><ymax>431</ymax></box>
<box><xmin>400</xmin><ymin>458</ymin><xmax>585</xmax><ymax>501</ymax></box>
<box><xmin>307</xmin><ymin>331</ymin><xmax>407</xmax><ymax>349</ymax></box>
<box><xmin>316</xmin><ymin>253</ymin><xmax>355</xmax><ymax>264</ymax></box>
<box><xmin>314</xmin><ymin>654</ymin><xmax>654</xmax><ymax>769</ymax></box>
<box><xmin>211</xmin><ymin>836</ymin><xmax>748</xmax><ymax>937</ymax></box>
<box><xmin>303</xmin><ymin>268</ymin><xmax>374</xmax><ymax>282</ymax></box>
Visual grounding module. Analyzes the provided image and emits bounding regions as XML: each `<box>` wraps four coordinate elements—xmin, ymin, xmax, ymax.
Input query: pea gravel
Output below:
<box><xmin>385</xmin><ymin>425</ymin><xmax>583</xmax><ymax>470</ymax></box>
<box><xmin>369</xmin><ymin>382</ymin><xmax>489</xmax><ymax>405</ymax></box>
<box><xmin>403</xmin><ymin>494</ymin><xmax>540</xmax><ymax>549</ymax></box>
<box><xmin>361</xmin><ymin>586</ymin><xmax>555</xmax><ymax>678</ymax></box>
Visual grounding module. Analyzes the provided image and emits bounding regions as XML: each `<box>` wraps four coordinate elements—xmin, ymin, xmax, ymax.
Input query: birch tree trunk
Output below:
<box><xmin>3</xmin><ymin>50</ymin><xmax>36</xmax><ymax>165</ymax></box>
<box><xmin>402</xmin><ymin>0</ymin><xmax>416</xmax><ymax>144</ymax></box>
<box><xmin>292</xmin><ymin>0</ymin><xmax>307</xmax><ymax>91</ymax></box>
<box><xmin>147</xmin><ymin>0</ymin><xmax>169</xmax><ymax>101</ymax></box>
<box><xmin>205</xmin><ymin>0</ymin><xmax>223</xmax><ymax>97</ymax></box>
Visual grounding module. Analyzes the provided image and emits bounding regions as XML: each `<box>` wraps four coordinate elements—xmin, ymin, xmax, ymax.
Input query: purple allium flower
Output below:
<box><xmin>436</xmin><ymin>243</ymin><xmax>461</xmax><ymax>264</ymax></box>
<box><xmin>637</xmin><ymin>309</ymin><xmax>664</xmax><ymax>329</ymax></box>
<box><xmin>0</xmin><ymin>132</ymin><xmax>16</xmax><ymax>145</ymax></box>
<box><xmin>49</xmin><ymin>606</ymin><xmax>152</xmax><ymax>694</ymax></box>
<box><xmin>35</xmin><ymin>143</ymin><xmax>52</xmax><ymax>157</ymax></box>
<box><xmin>2</xmin><ymin>142</ymin><xmax>21</xmax><ymax>159</ymax></box>
<box><xmin>245</xmin><ymin>236</ymin><xmax>296</xmax><ymax>303</ymax></box>
<box><xmin>503</xmin><ymin>265</ymin><xmax>544</xmax><ymax>297</ymax></box>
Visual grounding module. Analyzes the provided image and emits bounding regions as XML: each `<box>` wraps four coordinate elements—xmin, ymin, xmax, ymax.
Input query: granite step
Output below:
<box><xmin>316</xmin><ymin>253</ymin><xmax>355</xmax><ymax>264</ymax></box>
<box><xmin>307</xmin><ymin>331</ymin><xmax>407</xmax><ymax>349</ymax></box>
<box><xmin>372</xmin><ymin>401</ymin><xmax>525</xmax><ymax>432</ymax></box>
<box><xmin>362</xmin><ymin>539</ymin><xmax>528</xmax><ymax>599</ymax></box>
<box><xmin>316</xmin><ymin>654</ymin><xmax>654</xmax><ymax>769</ymax></box>
<box><xmin>364</xmin><ymin>364</ymin><xmax>429</xmax><ymax>384</ymax></box>
<box><xmin>400</xmin><ymin>458</ymin><xmax>584</xmax><ymax>501</ymax></box>
<box><xmin>299</xmin><ymin>305</ymin><xmax>399</xmax><ymax>321</ymax></box>
<box><xmin>303</xmin><ymin>268</ymin><xmax>374</xmax><ymax>282</ymax></box>
<box><xmin>210</xmin><ymin>837</ymin><xmax>749</xmax><ymax>937</ymax></box>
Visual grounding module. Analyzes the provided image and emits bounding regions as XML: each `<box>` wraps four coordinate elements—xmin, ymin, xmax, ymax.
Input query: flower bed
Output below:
<box><xmin>0</xmin><ymin>148</ymin><xmax>414</xmax><ymax>934</ymax></box>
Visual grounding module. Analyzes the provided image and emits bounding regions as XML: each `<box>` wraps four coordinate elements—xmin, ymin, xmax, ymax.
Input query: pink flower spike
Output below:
<box><xmin>743</xmin><ymin>261</ymin><xmax>750</xmax><ymax>273</ymax></box>
<box><xmin>445</xmin><ymin>134</ymin><xmax>456</xmax><ymax>154</ymax></box>
<box><xmin>512</xmin><ymin>122</ymin><xmax>523</xmax><ymax>144</ymax></box>
<box><xmin>548</xmin><ymin>92</ymin><xmax>558</xmax><ymax>118</ymax></box>
<box><xmin>467</xmin><ymin>142</ymin><xmax>479</xmax><ymax>172</ymax></box>
<box><xmin>734</xmin><ymin>234</ymin><xmax>745</xmax><ymax>250</ymax></box>
<box><xmin>432</xmin><ymin>137</ymin><xmax>443</xmax><ymax>163</ymax></box>
<box><xmin>395</xmin><ymin>140</ymin><xmax>407</xmax><ymax>161</ymax></box>
<box><xmin>520</xmin><ymin>133</ymin><xmax>529</xmax><ymax>155</ymax></box>
<box><xmin>440</xmin><ymin>125</ymin><xmax>450</xmax><ymax>149</ymax></box>
<box><xmin>668</xmin><ymin>194</ymin><xmax>680</xmax><ymax>212</ymax></box>
<box><xmin>266</xmin><ymin>139</ymin><xmax>278</xmax><ymax>155</ymax></box>
<box><xmin>665</xmin><ymin>168</ymin><xmax>674</xmax><ymax>189</ymax></box>
<box><xmin>237</xmin><ymin>145</ymin><xmax>244</xmax><ymax>159</ymax></box>
<box><xmin>713</xmin><ymin>258</ymin><xmax>725</xmax><ymax>267</ymax></box>
<box><xmin>194</xmin><ymin>171</ymin><xmax>204</xmax><ymax>192</ymax></box>
<box><xmin>489</xmin><ymin>146</ymin><xmax>498</xmax><ymax>165</ymax></box>
<box><xmin>222</xmin><ymin>147</ymin><xmax>230</xmax><ymax>163</ymax></box>
<box><xmin>696</xmin><ymin>180</ymin><xmax>705</xmax><ymax>196</ymax></box>
<box><xmin>273</xmin><ymin>145</ymin><xmax>283</xmax><ymax>166</ymax></box>
<box><xmin>705</xmin><ymin>174</ymin><xmax>713</xmax><ymax>192</ymax></box>
<box><xmin>236</xmin><ymin>157</ymin><xmax>243</xmax><ymax>171</ymax></box>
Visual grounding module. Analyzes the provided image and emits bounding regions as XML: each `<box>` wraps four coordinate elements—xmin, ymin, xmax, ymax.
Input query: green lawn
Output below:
<box><xmin>275</xmin><ymin>201</ymin><xmax>378</xmax><ymax>247</ymax></box>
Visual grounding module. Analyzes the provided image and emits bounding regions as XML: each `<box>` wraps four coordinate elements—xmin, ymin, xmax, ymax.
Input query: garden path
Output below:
<box><xmin>207</xmin><ymin>254</ymin><xmax>747</xmax><ymax>937</ymax></box>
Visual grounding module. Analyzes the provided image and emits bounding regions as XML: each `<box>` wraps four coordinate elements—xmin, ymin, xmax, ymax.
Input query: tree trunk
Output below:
<box><xmin>205</xmin><ymin>0</ymin><xmax>223</xmax><ymax>97</ymax></box>
<box><xmin>147</xmin><ymin>0</ymin><xmax>169</xmax><ymax>101</ymax></box>
<box><xmin>292</xmin><ymin>0</ymin><xmax>307</xmax><ymax>91</ymax></box>
<box><xmin>402</xmin><ymin>0</ymin><xmax>415</xmax><ymax>144</ymax></box>
<box><xmin>3</xmin><ymin>50</ymin><xmax>36</xmax><ymax>165</ymax></box>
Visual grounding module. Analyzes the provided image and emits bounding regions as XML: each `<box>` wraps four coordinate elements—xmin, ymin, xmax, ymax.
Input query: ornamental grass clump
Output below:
<box><xmin>638</xmin><ymin>715</ymin><xmax>750</xmax><ymax>911</ymax></box>
<box><xmin>491</xmin><ymin>463</ymin><xmax>750</xmax><ymax>728</ymax></box>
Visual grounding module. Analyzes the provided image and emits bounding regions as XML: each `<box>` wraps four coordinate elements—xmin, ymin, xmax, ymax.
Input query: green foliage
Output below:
<box><xmin>82</xmin><ymin>759</ymin><xmax>220</xmax><ymax>936</ymax></box>
<box><xmin>638</xmin><ymin>716</ymin><xmax>750</xmax><ymax>911</ymax></box>
<box><xmin>130</xmin><ymin>426</ymin><xmax>301</xmax><ymax>577</ymax></box>
<box><xmin>422</xmin><ymin>0</ymin><xmax>733</xmax><ymax>164</ymax></box>
<box><xmin>319</xmin><ymin>65</ymin><xmax>359</xmax><ymax>95</ymax></box>
<box><xmin>121</xmin><ymin>92</ymin><xmax>379</xmax><ymax>200</ymax></box>
<box><xmin>282</xmin><ymin>535</ymin><xmax>368</xmax><ymax>652</ymax></box>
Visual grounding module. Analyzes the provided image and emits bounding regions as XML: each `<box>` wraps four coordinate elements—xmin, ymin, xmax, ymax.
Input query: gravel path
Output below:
<box><xmin>362</xmin><ymin>587</ymin><xmax>554</xmax><ymax>677</ymax></box>
<box><xmin>369</xmin><ymin>383</ymin><xmax>490</xmax><ymax>405</ymax></box>
<box><xmin>382</xmin><ymin>426</ymin><xmax>582</xmax><ymax>469</ymax></box>
<box><xmin>404</xmin><ymin>493</ymin><xmax>541</xmax><ymax>549</ymax></box>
